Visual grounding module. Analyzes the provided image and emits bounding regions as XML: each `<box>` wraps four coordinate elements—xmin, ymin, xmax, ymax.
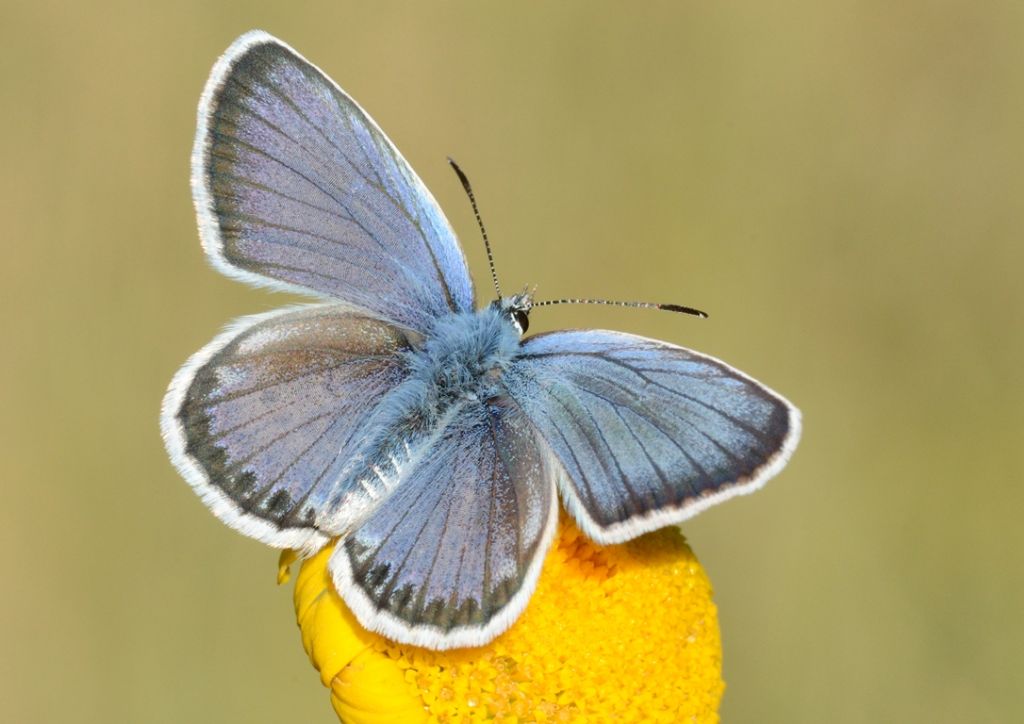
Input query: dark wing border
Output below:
<box><xmin>160</xmin><ymin>305</ymin><xmax>341</xmax><ymax>553</ymax></box>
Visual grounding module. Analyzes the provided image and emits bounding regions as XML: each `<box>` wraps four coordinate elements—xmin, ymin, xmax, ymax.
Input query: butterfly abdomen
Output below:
<box><xmin>317</xmin><ymin>307</ymin><xmax>523</xmax><ymax>530</ymax></box>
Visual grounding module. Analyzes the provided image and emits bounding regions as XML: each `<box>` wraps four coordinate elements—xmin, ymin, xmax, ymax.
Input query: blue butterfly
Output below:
<box><xmin>161</xmin><ymin>31</ymin><xmax>801</xmax><ymax>650</ymax></box>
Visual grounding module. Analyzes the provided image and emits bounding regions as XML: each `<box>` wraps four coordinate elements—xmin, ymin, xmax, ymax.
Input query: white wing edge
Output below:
<box><xmin>192</xmin><ymin>31</ymin><xmax>326</xmax><ymax>299</ymax></box>
<box><xmin>159</xmin><ymin>303</ymin><xmax>334</xmax><ymax>554</ymax></box>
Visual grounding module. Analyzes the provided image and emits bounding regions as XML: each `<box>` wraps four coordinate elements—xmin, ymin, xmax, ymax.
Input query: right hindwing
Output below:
<box><xmin>329</xmin><ymin>397</ymin><xmax>560</xmax><ymax>649</ymax></box>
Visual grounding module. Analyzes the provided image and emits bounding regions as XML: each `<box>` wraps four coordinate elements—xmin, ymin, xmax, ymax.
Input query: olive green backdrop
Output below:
<box><xmin>3</xmin><ymin>1</ymin><xmax>1021</xmax><ymax>722</ymax></box>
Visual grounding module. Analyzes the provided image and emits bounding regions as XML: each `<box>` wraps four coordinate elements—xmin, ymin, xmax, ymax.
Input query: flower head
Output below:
<box><xmin>282</xmin><ymin>514</ymin><xmax>723</xmax><ymax>722</ymax></box>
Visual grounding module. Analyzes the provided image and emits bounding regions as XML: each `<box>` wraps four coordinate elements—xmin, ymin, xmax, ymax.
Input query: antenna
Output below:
<box><xmin>532</xmin><ymin>297</ymin><xmax>708</xmax><ymax>319</ymax></box>
<box><xmin>448</xmin><ymin>158</ymin><xmax>501</xmax><ymax>298</ymax></box>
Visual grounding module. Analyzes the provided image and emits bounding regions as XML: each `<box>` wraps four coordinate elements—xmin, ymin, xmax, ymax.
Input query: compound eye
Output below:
<box><xmin>512</xmin><ymin>309</ymin><xmax>530</xmax><ymax>334</ymax></box>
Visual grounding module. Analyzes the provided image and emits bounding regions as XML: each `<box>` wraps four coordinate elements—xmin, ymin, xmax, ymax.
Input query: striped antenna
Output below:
<box><xmin>532</xmin><ymin>298</ymin><xmax>708</xmax><ymax>319</ymax></box>
<box><xmin>448</xmin><ymin>158</ymin><xmax>501</xmax><ymax>298</ymax></box>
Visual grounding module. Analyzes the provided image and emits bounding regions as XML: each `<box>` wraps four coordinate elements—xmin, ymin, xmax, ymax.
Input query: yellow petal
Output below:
<box><xmin>289</xmin><ymin>513</ymin><xmax>723</xmax><ymax>722</ymax></box>
<box><xmin>277</xmin><ymin>548</ymin><xmax>298</xmax><ymax>585</ymax></box>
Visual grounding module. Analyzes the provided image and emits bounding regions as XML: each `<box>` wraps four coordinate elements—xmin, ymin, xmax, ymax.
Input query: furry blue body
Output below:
<box><xmin>327</xmin><ymin>306</ymin><xmax>524</xmax><ymax>517</ymax></box>
<box><xmin>408</xmin><ymin>306</ymin><xmax>522</xmax><ymax>410</ymax></box>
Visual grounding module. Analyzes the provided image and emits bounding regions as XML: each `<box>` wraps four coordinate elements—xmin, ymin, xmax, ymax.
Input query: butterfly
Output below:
<box><xmin>161</xmin><ymin>30</ymin><xmax>801</xmax><ymax>650</ymax></box>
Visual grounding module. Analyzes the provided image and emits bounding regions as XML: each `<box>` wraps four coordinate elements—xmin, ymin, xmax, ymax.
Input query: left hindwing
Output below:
<box><xmin>161</xmin><ymin>304</ymin><xmax>419</xmax><ymax>552</ymax></box>
<box><xmin>504</xmin><ymin>330</ymin><xmax>801</xmax><ymax>544</ymax></box>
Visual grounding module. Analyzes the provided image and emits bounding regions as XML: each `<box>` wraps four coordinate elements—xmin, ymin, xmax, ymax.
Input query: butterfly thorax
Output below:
<box><xmin>310</xmin><ymin>306</ymin><xmax>524</xmax><ymax>533</ymax></box>
<box><xmin>408</xmin><ymin>306</ymin><xmax>522</xmax><ymax>410</ymax></box>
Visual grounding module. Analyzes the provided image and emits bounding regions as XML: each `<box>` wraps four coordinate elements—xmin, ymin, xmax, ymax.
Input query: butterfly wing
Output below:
<box><xmin>193</xmin><ymin>31</ymin><xmax>474</xmax><ymax>332</ymax></box>
<box><xmin>329</xmin><ymin>398</ymin><xmax>559</xmax><ymax>649</ymax></box>
<box><xmin>504</xmin><ymin>330</ymin><xmax>801</xmax><ymax>544</ymax></box>
<box><xmin>161</xmin><ymin>304</ymin><xmax>421</xmax><ymax>552</ymax></box>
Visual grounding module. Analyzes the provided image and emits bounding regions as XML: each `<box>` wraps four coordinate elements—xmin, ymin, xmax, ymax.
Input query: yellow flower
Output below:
<box><xmin>280</xmin><ymin>513</ymin><xmax>723</xmax><ymax>722</ymax></box>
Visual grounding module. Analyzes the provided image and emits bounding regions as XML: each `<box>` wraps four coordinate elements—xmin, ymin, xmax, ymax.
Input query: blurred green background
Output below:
<box><xmin>3</xmin><ymin>1</ymin><xmax>1022</xmax><ymax>721</ymax></box>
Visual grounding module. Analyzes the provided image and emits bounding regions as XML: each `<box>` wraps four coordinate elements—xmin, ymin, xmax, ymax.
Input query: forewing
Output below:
<box><xmin>330</xmin><ymin>399</ymin><xmax>559</xmax><ymax>649</ymax></box>
<box><xmin>505</xmin><ymin>330</ymin><xmax>801</xmax><ymax>544</ymax></box>
<box><xmin>161</xmin><ymin>304</ymin><xmax>418</xmax><ymax>552</ymax></box>
<box><xmin>193</xmin><ymin>31</ymin><xmax>474</xmax><ymax>332</ymax></box>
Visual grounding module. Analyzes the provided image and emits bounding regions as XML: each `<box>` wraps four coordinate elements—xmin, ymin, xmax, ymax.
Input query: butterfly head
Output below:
<box><xmin>491</xmin><ymin>288</ymin><xmax>534</xmax><ymax>335</ymax></box>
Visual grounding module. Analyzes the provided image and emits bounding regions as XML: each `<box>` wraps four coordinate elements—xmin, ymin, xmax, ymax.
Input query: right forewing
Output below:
<box><xmin>504</xmin><ymin>330</ymin><xmax>800</xmax><ymax>545</ymax></box>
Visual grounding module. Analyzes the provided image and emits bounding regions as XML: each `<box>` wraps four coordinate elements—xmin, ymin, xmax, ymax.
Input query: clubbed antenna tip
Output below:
<box><xmin>532</xmin><ymin>298</ymin><xmax>709</xmax><ymax>319</ymax></box>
